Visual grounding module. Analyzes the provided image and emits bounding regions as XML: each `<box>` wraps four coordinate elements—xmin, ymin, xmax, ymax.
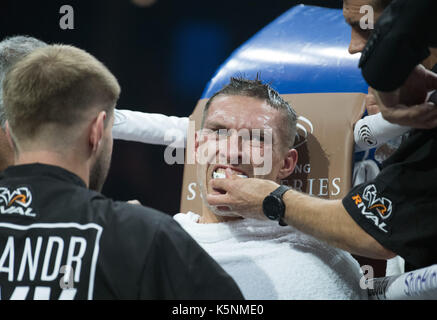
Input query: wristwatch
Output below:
<box><xmin>262</xmin><ymin>185</ymin><xmax>290</xmax><ymax>226</ymax></box>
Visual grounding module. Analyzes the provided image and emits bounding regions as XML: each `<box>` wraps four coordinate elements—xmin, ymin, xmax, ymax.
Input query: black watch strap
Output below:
<box><xmin>272</xmin><ymin>185</ymin><xmax>290</xmax><ymax>226</ymax></box>
<box><xmin>271</xmin><ymin>185</ymin><xmax>290</xmax><ymax>198</ymax></box>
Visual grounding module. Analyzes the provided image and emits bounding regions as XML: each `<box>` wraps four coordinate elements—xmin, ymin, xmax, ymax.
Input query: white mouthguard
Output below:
<box><xmin>213</xmin><ymin>172</ymin><xmax>248</xmax><ymax>179</ymax></box>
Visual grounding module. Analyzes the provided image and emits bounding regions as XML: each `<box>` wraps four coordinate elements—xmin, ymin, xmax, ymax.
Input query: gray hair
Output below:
<box><xmin>0</xmin><ymin>36</ymin><xmax>48</xmax><ymax>128</ymax></box>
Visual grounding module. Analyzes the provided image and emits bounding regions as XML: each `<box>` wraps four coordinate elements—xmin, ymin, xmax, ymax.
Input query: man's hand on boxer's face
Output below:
<box><xmin>374</xmin><ymin>65</ymin><xmax>437</xmax><ymax>129</ymax></box>
<box><xmin>206</xmin><ymin>168</ymin><xmax>279</xmax><ymax>220</ymax></box>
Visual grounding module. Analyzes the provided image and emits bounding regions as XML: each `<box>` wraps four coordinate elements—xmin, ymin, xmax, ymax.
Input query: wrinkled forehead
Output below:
<box><xmin>203</xmin><ymin>95</ymin><xmax>280</xmax><ymax>131</ymax></box>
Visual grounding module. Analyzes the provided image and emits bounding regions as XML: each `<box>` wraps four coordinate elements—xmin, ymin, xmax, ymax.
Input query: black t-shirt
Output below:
<box><xmin>343</xmin><ymin>128</ymin><xmax>437</xmax><ymax>271</ymax></box>
<box><xmin>0</xmin><ymin>164</ymin><xmax>243</xmax><ymax>300</ymax></box>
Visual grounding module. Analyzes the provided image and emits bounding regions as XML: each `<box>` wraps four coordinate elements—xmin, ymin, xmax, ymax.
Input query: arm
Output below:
<box><xmin>207</xmin><ymin>175</ymin><xmax>395</xmax><ymax>260</ymax></box>
<box><xmin>112</xmin><ymin>109</ymin><xmax>189</xmax><ymax>146</ymax></box>
<box><xmin>281</xmin><ymin>189</ymin><xmax>395</xmax><ymax>260</ymax></box>
<box><xmin>372</xmin><ymin>65</ymin><xmax>437</xmax><ymax>129</ymax></box>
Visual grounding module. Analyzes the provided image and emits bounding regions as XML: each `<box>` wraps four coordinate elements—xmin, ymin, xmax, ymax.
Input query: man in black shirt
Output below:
<box><xmin>0</xmin><ymin>44</ymin><xmax>243</xmax><ymax>300</ymax></box>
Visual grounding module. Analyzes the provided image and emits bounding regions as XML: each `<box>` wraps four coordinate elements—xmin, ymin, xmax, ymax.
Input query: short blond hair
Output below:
<box><xmin>3</xmin><ymin>44</ymin><xmax>120</xmax><ymax>141</ymax></box>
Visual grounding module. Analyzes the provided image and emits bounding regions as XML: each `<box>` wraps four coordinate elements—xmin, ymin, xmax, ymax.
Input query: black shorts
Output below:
<box><xmin>343</xmin><ymin>128</ymin><xmax>437</xmax><ymax>271</ymax></box>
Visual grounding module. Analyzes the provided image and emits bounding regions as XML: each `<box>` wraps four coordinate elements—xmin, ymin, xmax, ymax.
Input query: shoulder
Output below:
<box><xmin>89</xmin><ymin>195</ymin><xmax>174</xmax><ymax>231</ymax></box>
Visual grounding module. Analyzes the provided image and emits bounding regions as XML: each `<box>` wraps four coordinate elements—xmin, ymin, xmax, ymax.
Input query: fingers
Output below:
<box><xmin>425</xmin><ymin>69</ymin><xmax>437</xmax><ymax>91</ymax></box>
<box><xmin>381</xmin><ymin>102</ymin><xmax>437</xmax><ymax>129</ymax></box>
<box><xmin>206</xmin><ymin>193</ymin><xmax>231</xmax><ymax>206</ymax></box>
<box><xmin>225</xmin><ymin>168</ymin><xmax>243</xmax><ymax>179</ymax></box>
<box><xmin>128</xmin><ymin>199</ymin><xmax>141</xmax><ymax>205</ymax></box>
<box><xmin>209</xmin><ymin>177</ymin><xmax>232</xmax><ymax>191</ymax></box>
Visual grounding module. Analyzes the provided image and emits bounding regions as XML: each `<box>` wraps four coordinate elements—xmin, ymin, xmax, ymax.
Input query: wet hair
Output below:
<box><xmin>202</xmin><ymin>75</ymin><xmax>298</xmax><ymax>149</ymax></box>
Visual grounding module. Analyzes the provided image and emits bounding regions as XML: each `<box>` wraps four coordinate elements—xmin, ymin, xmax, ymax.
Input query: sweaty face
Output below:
<box><xmin>89</xmin><ymin>115</ymin><xmax>114</xmax><ymax>192</ymax></box>
<box><xmin>343</xmin><ymin>0</ymin><xmax>383</xmax><ymax>55</ymax></box>
<box><xmin>196</xmin><ymin>95</ymin><xmax>289</xmax><ymax>216</ymax></box>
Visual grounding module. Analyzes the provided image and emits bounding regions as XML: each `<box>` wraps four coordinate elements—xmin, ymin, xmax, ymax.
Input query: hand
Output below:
<box><xmin>206</xmin><ymin>168</ymin><xmax>279</xmax><ymax>220</ymax></box>
<box><xmin>374</xmin><ymin>65</ymin><xmax>437</xmax><ymax>129</ymax></box>
<box><xmin>365</xmin><ymin>87</ymin><xmax>380</xmax><ymax>115</ymax></box>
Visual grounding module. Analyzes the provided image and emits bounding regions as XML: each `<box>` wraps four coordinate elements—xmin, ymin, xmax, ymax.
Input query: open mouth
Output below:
<box><xmin>212</xmin><ymin>166</ymin><xmax>248</xmax><ymax>179</ymax></box>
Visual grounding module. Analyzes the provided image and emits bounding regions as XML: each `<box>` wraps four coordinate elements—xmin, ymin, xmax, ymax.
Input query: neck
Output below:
<box><xmin>15</xmin><ymin>150</ymin><xmax>90</xmax><ymax>187</ymax></box>
<box><xmin>198</xmin><ymin>202</ymin><xmax>243</xmax><ymax>224</ymax></box>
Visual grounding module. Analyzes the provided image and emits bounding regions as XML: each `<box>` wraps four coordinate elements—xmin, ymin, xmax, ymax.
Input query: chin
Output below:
<box><xmin>209</xmin><ymin>205</ymin><xmax>241</xmax><ymax>218</ymax></box>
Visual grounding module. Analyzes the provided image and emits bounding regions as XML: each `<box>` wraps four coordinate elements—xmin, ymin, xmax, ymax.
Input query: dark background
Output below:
<box><xmin>0</xmin><ymin>0</ymin><xmax>342</xmax><ymax>215</ymax></box>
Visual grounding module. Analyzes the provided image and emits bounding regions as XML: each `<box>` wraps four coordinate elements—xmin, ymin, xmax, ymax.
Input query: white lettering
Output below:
<box><xmin>34</xmin><ymin>286</ymin><xmax>51</xmax><ymax>300</ymax></box>
<box><xmin>9</xmin><ymin>286</ymin><xmax>29</xmax><ymax>300</ymax></box>
<box><xmin>0</xmin><ymin>206</ymin><xmax>36</xmax><ymax>217</ymax></box>
<box><xmin>360</xmin><ymin>265</ymin><xmax>374</xmax><ymax>289</ymax></box>
<box><xmin>308</xmin><ymin>178</ymin><xmax>315</xmax><ymax>195</ymax></box>
<box><xmin>358</xmin><ymin>202</ymin><xmax>389</xmax><ymax>233</ymax></box>
<box><xmin>58</xmin><ymin>288</ymin><xmax>77</xmax><ymax>300</ymax></box>
<box><xmin>0</xmin><ymin>236</ymin><xmax>14</xmax><ymax>281</ymax></box>
<box><xmin>59</xmin><ymin>5</ymin><xmax>74</xmax><ymax>30</ymax></box>
<box><xmin>41</xmin><ymin>237</ymin><xmax>64</xmax><ymax>281</ymax></box>
<box><xmin>59</xmin><ymin>265</ymin><xmax>75</xmax><ymax>289</ymax></box>
<box><xmin>65</xmin><ymin>237</ymin><xmax>87</xmax><ymax>283</ymax></box>
<box><xmin>164</xmin><ymin>129</ymin><xmax>185</xmax><ymax>165</ymax></box>
<box><xmin>331</xmin><ymin>178</ymin><xmax>341</xmax><ymax>196</ymax></box>
<box><xmin>359</xmin><ymin>5</ymin><xmax>374</xmax><ymax>30</ymax></box>
<box><xmin>17</xmin><ymin>237</ymin><xmax>43</xmax><ymax>281</ymax></box>
<box><xmin>293</xmin><ymin>179</ymin><xmax>303</xmax><ymax>192</ymax></box>
<box><xmin>187</xmin><ymin>182</ymin><xmax>197</xmax><ymax>201</ymax></box>
<box><xmin>319</xmin><ymin>178</ymin><xmax>329</xmax><ymax>196</ymax></box>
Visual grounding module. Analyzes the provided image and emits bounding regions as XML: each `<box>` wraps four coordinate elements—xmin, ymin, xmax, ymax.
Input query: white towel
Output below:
<box><xmin>174</xmin><ymin>212</ymin><xmax>368</xmax><ymax>300</ymax></box>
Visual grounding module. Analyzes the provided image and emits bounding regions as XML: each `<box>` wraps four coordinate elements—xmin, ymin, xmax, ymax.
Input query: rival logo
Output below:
<box><xmin>0</xmin><ymin>187</ymin><xmax>37</xmax><ymax>218</ymax></box>
<box><xmin>362</xmin><ymin>184</ymin><xmax>392</xmax><ymax>220</ymax></box>
<box><xmin>351</xmin><ymin>184</ymin><xmax>393</xmax><ymax>233</ymax></box>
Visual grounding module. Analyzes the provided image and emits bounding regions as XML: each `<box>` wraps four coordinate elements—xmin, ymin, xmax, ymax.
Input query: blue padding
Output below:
<box><xmin>201</xmin><ymin>5</ymin><xmax>368</xmax><ymax>98</ymax></box>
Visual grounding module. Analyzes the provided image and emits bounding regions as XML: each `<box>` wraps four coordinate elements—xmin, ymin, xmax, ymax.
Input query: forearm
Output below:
<box><xmin>113</xmin><ymin>109</ymin><xmax>189</xmax><ymax>146</ymax></box>
<box><xmin>282</xmin><ymin>189</ymin><xmax>395</xmax><ymax>259</ymax></box>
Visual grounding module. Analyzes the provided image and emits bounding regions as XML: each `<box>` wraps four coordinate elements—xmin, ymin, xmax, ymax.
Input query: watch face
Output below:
<box><xmin>263</xmin><ymin>195</ymin><xmax>284</xmax><ymax>221</ymax></box>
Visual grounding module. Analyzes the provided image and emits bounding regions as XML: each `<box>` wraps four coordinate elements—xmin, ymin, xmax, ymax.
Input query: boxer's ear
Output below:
<box><xmin>277</xmin><ymin>148</ymin><xmax>298</xmax><ymax>180</ymax></box>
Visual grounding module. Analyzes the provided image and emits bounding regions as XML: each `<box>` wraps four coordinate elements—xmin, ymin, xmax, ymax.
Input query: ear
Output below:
<box><xmin>277</xmin><ymin>148</ymin><xmax>298</xmax><ymax>180</ymax></box>
<box><xmin>5</xmin><ymin>121</ymin><xmax>17</xmax><ymax>153</ymax></box>
<box><xmin>89</xmin><ymin>111</ymin><xmax>107</xmax><ymax>153</ymax></box>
